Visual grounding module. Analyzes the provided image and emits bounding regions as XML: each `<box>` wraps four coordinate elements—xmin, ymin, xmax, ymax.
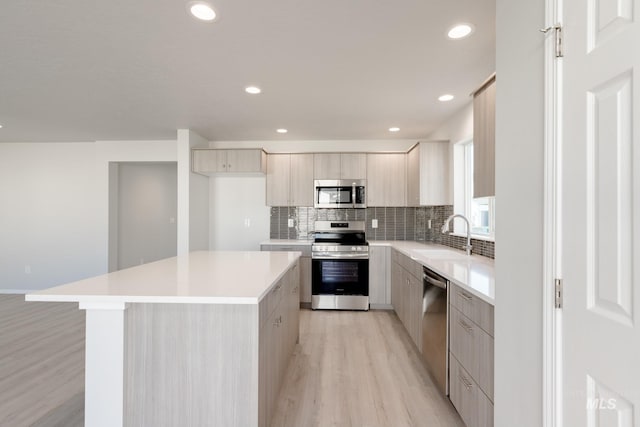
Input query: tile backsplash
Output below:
<box><xmin>270</xmin><ymin>206</ymin><xmax>495</xmax><ymax>259</ymax></box>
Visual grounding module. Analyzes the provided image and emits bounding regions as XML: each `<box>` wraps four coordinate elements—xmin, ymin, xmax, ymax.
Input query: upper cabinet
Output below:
<box><xmin>192</xmin><ymin>149</ymin><xmax>266</xmax><ymax>175</ymax></box>
<box><xmin>366</xmin><ymin>153</ymin><xmax>406</xmax><ymax>207</ymax></box>
<box><xmin>313</xmin><ymin>153</ymin><xmax>367</xmax><ymax>180</ymax></box>
<box><xmin>406</xmin><ymin>142</ymin><xmax>452</xmax><ymax>206</ymax></box>
<box><xmin>473</xmin><ymin>76</ymin><xmax>496</xmax><ymax>198</ymax></box>
<box><xmin>266</xmin><ymin>154</ymin><xmax>314</xmax><ymax>206</ymax></box>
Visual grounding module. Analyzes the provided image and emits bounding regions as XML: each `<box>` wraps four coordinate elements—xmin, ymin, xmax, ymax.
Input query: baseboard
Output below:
<box><xmin>369</xmin><ymin>304</ymin><xmax>393</xmax><ymax>310</ymax></box>
<box><xmin>0</xmin><ymin>289</ymin><xmax>37</xmax><ymax>294</ymax></box>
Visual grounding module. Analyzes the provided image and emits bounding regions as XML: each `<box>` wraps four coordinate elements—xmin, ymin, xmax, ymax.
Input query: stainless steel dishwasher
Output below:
<box><xmin>422</xmin><ymin>266</ymin><xmax>449</xmax><ymax>396</ymax></box>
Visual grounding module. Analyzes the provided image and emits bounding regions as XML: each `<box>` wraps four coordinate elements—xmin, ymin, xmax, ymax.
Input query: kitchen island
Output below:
<box><xmin>26</xmin><ymin>251</ymin><xmax>301</xmax><ymax>427</ymax></box>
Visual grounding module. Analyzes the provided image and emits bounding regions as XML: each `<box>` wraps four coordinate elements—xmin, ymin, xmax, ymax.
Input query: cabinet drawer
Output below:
<box><xmin>450</xmin><ymin>355</ymin><xmax>493</xmax><ymax>427</ymax></box>
<box><xmin>450</xmin><ymin>307</ymin><xmax>494</xmax><ymax>401</ymax></box>
<box><xmin>450</xmin><ymin>283</ymin><xmax>494</xmax><ymax>337</ymax></box>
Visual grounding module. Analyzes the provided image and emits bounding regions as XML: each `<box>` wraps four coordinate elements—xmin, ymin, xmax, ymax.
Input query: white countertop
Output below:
<box><xmin>370</xmin><ymin>241</ymin><xmax>495</xmax><ymax>305</ymax></box>
<box><xmin>26</xmin><ymin>251</ymin><xmax>301</xmax><ymax>305</ymax></box>
<box><xmin>261</xmin><ymin>239</ymin><xmax>495</xmax><ymax>305</ymax></box>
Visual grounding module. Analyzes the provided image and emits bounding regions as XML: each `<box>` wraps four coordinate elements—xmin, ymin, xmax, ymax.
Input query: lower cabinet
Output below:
<box><xmin>260</xmin><ymin>243</ymin><xmax>312</xmax><ymax>305</ymax></box>
<box><xmin>449</xmin><ymin>283</ymin><xmax>494</xmax><ymax>427</ymax></box>
<box><xmin>390</xmin><ymin>249</ymin><xmax>423</xmax><ymax>351</ymax></box>
<box><xmin>258</xmin><ymin>261</ymin><xmax>300</xmax><ymax>427</ymax></box>
<box><xmin>369</xmin><ymin>245</ymin><xmax>390</xmax><ymax>307</ymax></box>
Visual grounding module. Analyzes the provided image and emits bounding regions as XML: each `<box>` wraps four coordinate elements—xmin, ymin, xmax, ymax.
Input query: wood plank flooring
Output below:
<box><xmin>0</xmin><ymin>294</ymin><xmax>85</xmax><ymax>427</ymax></box>
<box><xmin>270</xmin><ymin>309</ymin><xmax>464</xmax><ymax>427</ymax></box>
<box><xmin>1</xmin><ymin>296</ymin><xmax>463</xmax><ymax>427</ymax></box>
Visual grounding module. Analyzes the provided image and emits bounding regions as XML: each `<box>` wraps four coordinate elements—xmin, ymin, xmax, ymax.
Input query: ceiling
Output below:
<box><xmin>0</xmin><ymin>0</ymin><xmax>495</xmax><ymax>143</ymax></box>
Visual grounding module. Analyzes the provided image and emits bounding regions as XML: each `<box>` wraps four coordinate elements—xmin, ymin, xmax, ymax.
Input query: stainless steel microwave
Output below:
<box><xmin>314</xmin><ymin>179</ymin><xmax>366</xmax><ymax>209</ymax></box>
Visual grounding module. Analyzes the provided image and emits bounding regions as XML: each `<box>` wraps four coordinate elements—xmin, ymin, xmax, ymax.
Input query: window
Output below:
<box><xmin>454</xmin><ymin>140</ymin><xmax>495</xmax><ymax>239</ymax></box>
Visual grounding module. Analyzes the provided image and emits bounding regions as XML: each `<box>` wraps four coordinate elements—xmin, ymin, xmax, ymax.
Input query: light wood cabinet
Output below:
<box><xmin>390</xmin><ymin>249</ymin><xmax>423</xmax><ymax>350</ymax></box>
<box><xmin>261</xmin><ymin>243</ymin><xmax>312</xmax><ymax>305</ymax></box>
<box><xmin>406</xmin><ymin>142</ymin><xmax>451</xmax><ymax>206</ymax></box>
<box><xmin>314</xmin><ymin>153</ymin><xmax>367</xmax><ymax>180</ymax></box>
<box><xmin>192</xmin><ymin>149</ymin><xmax>266</xmax><ymax>175</ymax></box>
<box><xmin>369</xmin><ymin>245</ymin><xmax>390</xmax><ymax>307</ymax></box>
<box><xmin>449</xmin><ymin>282</ymin><xmax>494</xmax><ymax>427</ymax></box>
<box><xmin>367</xmin><ymin>153</ymin><xmax>406</xmax><ymax>206</ymax></box>
<box><xmin>473</xmin><ymin>76</ymin><xmax>496</xmax><ymax>198</ymax></box>
<box><xmin>258</xmin><ymin>261</ymin><xmax>300</xmax><ymax>427</ymax></box>
<box><xmin>266</xmin><ymin>154</ymin><xmax>313</xmax><ymax>206</ymax></box>
<box><xmin>290</xmin><ymin>154</ymin><xmax>314</xmax><ymax>206</ymax></box>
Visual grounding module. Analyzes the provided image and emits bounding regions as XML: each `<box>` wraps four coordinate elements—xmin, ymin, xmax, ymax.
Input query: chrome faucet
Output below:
<box><xmin>441</xmin><ymin>214</ymin><xmax>472</xmax><ymax>255</ymax></box>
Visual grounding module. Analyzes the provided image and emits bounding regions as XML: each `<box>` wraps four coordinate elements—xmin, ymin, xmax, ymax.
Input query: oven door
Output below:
<box><xmin>312</xmin><ymin>257</ymin><xmax>369</xmax><ymax>296</ymax></box>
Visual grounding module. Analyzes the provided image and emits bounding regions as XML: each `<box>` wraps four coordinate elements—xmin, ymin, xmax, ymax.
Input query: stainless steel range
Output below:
<box><xmin>311</xmin><ymin>221</ymin><xmax>369</xmax><ymax>311</ymax></box>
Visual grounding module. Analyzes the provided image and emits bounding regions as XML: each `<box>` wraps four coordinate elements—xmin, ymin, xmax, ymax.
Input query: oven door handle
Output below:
<box><xmin>312</xmin><ymin>254</ymin><xmax>369</xmax><ymax>260</ymax></box>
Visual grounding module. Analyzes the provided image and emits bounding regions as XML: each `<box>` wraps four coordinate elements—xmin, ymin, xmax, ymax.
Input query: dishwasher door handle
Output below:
<box><xmin>423</xmin><ymin>274</ymin><xmax>447</xmax><ymax>290</ymax></box>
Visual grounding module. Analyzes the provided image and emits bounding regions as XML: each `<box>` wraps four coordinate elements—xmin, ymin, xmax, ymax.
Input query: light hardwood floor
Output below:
<box><xmin>1</xmin><ymin>296</ymin><xmax>463</xmax><ymax>427</ymax></box>
<box><xmin>270</xmin><ymin>309</ymin><xmax>464</xmax><ymax>427</ymax></box>
<box><xmin>0</xmin><ymin>294</ymin><xmax>84</xmax><ymax>427</ymax></box>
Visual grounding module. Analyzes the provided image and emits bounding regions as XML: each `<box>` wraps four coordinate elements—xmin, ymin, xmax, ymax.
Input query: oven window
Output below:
<box><xmin>321</xmin><ymin>261</ymin><xmax>359</xmax><ymax>284</ymax></box>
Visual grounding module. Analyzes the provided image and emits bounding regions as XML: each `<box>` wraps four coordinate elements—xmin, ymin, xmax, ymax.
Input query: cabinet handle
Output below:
<box><xmin>274</xmin><ymin>316</ymin><xmax>282</xmax><ymax>327</ymax></box>
<box><xmin>458</xmin><ymin>318</ymin><xmax>474</xmax><ymax>334</ymax></box>
<box><xmin>227</xmin><ymin>164</ymin><xmax>231</xmax><ymax>169</ymax></box>
<box><xmin>458</xmin><ymin>373</ymin><xmax>473</xmax><ymax>390</ymax></box>
<box><xmin>458</xmin><ymin>290</ymin><xmax>473</xmax><ymax>301</ymax></box>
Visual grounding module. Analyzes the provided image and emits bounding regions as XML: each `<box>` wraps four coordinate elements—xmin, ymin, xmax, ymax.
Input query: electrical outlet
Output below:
<box><xmin>244</xmin><ymin>218</ymin><xmax>251</xmax><ymax>228</ymax></box>
<box><xmin>24</xmin><ymin>265</ymin><xmax>31</xmax><ymax>275</ymax></box>
<box><xmin>372</xmin><ymin>219</ymin><xmax>378</xmax><ymax>229</ymax></box>
<box><xmin>288</xmin><ymin>218</ymin><xmax>295</xmax><ymax>228</ymax></box>
<box><xmin>428</xmin><ymin>219</ymin><xmax>432</xmax><ymax>229</ymax></box>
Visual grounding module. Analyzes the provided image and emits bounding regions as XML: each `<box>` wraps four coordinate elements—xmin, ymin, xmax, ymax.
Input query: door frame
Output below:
<box><xmin>542</xmin><ymin>0</ymin><xmax>563</xmax><ymax>425</ymax></box>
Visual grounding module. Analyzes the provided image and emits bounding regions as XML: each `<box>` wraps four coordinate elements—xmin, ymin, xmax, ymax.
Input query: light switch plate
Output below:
<box><xmin>372</xmin><ymin>219</ymin><xmax>378</xmax><ymax>229</ymax></box>
<box><xmin>288</xmin><ymin>218</ymin><xmax>295</xmax><ymax>228</ymax></box>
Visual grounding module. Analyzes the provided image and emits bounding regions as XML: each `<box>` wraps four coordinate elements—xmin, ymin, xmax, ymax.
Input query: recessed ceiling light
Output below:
<box><xmin>438</xmin><ymin>94</ymin><xmax>454</xmax><ymax>102</ymax></box>
<box><xmin>189</xmin><ymin>2</ymin><xmax>217</xmax><ymax>21</ymax></box>
<box><xmin>276</xmin><ymin>128</ymin><xmax>288</xmax><ymax>134</ymax></box>
<box><xmin>0</xmin><ymin>124</ymin><xmax>3</xmax><ymax>129</ymax></box>
<box><xmin>245</xmin><ymin>86</ymin><xmax>261</xmax><ymax>94</ymax></box>
<box><xmin>447</xmin><ymin>24</ymin><xmax>474</xmax><ymax>39</ymax></box>
<box><xmin>389</xmin><ymin>127</ymin><xmax>400</xmax><ymax>132</ymax></box>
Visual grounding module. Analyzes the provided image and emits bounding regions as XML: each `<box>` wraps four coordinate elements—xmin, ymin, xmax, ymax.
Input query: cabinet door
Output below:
<box><xmin>391</xmin><ymin>261</ymin><xmax>403</xmax><ymax>316</ymax></box>
<box><xmin>368</xmin><ymin>246</ymin><xmax>388</xmax><ymax>305</ymax></box>
<box><xmin>420</xmin><ymin>142</ymin><xmax>452</xmax><ymax>205</ymax></box>
<box><xmin>266</xmin><ymin>154</ymin><xmax>290</xmax><ymax>206</ymax></box>
<box><xmin>226</xmin><ymin>150</ymin><xmax>265</xmax><ymax>173</ymax></box>
<box><xmin>289</xmin><ymin>154</ymin><xmax>314</xmax><ymax>206</ymax></box>
<box><xmin>300</xmin><ymin>257</ymin><xmax>312</xmax><ymax>303</ymax></box>
<box><xmin>340</xmin><ymin>153</ymin><xmax>367</xmax><ymax>180</ymax></box>
<box><xmin>193</xmin><ymin>150</ymin><xmax>224</xmax><ymax>174</ymax></box>
<box><xmin>406</xmin><ymin>146</ymin><xmax>420</xmax><ymax>206</ymax></box>
<box><xmin>473</xmin><ymin>78</ymin><xmax>496</xmax><ymax>198</ymax></box>
<box><xmin>409</xmin><ymin>272</ymin><xmax>423</xmax><ymax>350</ymax></box>
<box><xmin>313</xmin><ymin>153</ymin><xmax>341</xmax><ymax>179</ymax></box>
<box><xmin>367</xmin><ymin>153</ymin><xmax>406</xmax><ymax>206</ymax></box>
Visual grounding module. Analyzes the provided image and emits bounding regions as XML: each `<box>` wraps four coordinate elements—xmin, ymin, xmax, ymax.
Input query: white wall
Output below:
<box><xmin>187</xmin><ymin>131</ymin><xmax>210</xmax><ymax>252</ymax></box>
<box><xmin>0</xmin><ymin>140</ymin><xmax>180</xmax><ymax>292</ymax></box>
<box><xmin>209</xmin><ymin>176</ymin><xmax>270</xmax><ymax>250</ymax></box>
<box><xmin>115</xmin><ymin>163</ymin><xmax>177</xmax><ymax>269</ymax></box>
<box><xmin>494</xmin><ymin>0</ymin><xmax>544</xmax><ymax>425</ymax></box>
<box><xmin>0</xmin><ymin>143</ymin><xmax>101</xmax><ymax>292</ymax></box>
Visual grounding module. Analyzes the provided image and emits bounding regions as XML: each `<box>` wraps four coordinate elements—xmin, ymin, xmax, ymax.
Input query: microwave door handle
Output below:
<box><xmin>352</xmin><ymin>183</ymin><xmax>356</xmax><ymax>208</ymax></box>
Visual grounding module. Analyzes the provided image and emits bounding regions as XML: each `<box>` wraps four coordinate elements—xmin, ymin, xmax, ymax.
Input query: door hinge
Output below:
<box><xmin>540</xmin><ymin>24</ymin><xmax>563</xmax><ymax>58</ymax></box>
<box><xmin>554</xmin><ymin>278</ymin><xmax>563</xmax><ymax>309</ymax></box>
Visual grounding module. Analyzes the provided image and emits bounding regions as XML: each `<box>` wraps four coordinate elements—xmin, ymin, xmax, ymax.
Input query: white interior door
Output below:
<box><xmin>561</xmin><ymin>0</ymin><xmax>640</xmax><ymax>424</ymax></box>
